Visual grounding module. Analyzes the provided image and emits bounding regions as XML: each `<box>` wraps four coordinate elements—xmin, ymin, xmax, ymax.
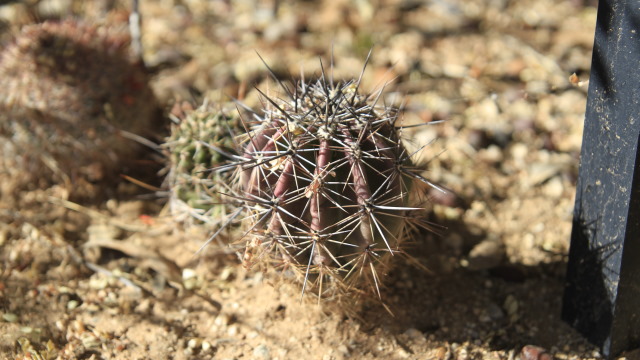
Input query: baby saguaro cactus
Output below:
<box><xmin>220</xmin><ymin>62</ymin><xmax>437</xmax><ymax>298</ymax></box>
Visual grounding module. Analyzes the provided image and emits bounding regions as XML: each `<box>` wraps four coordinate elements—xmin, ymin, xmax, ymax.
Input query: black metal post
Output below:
<box><xmin>562</xmin><ymin>0</ymin><xmax>640</xmax><ymax>358</ymax></box>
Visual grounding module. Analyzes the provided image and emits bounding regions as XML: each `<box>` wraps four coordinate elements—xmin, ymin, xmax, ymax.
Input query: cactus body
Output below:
<box><xmin>164</xmin><ymin>101</ymin><xmax>241</xmax><ymax>226</ymax></box>
<box><xmin>227</xmin><ymin>74</ymin><xmax>429</xmax><ymax>296</ymax></box>
<box><xmin>0</xmin><ymin>20</ymin><xmax>158</xmax><ymax>196</ymax></box>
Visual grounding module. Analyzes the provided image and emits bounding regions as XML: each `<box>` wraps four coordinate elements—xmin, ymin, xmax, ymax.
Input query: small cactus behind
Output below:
<box><xmin>218</xmin><ymin>63</ymin><xmax>438</xmax><ymax>298</ymax></box>
<box><xmin>163</xmin><ymin>101</ymin><xmax>242</xmax><ymax>228</ymax></box>
<box><xmin>0</xmin><ymin>20</ymin><xmax>158</xmax><ymax>198</ymax></box>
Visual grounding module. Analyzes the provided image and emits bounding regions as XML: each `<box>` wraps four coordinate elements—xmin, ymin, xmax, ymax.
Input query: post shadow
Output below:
<box><xmin>562</xmin><ymin>0</ymin><xmax>640</xmax><ymax>358</ymax></box>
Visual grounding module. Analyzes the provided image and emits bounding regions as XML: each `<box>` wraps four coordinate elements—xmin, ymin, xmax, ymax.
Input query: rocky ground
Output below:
<box><xmin>0</xmin><ymin>0</ymin><xmax>608</xmax><ymax>359</ymax></box>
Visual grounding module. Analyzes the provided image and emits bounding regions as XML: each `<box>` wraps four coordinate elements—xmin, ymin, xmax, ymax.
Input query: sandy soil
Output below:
<box><xmin>0</xmin><ymin>0</ymin><xmax>607</xmax><ymax>359</ymax></box>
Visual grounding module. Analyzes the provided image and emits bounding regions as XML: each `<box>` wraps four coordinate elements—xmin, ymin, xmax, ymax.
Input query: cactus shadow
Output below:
<box><xmin>354</xmin><ymin>216</ymin><xmax>597</xmax><ymax>354</ymax></box>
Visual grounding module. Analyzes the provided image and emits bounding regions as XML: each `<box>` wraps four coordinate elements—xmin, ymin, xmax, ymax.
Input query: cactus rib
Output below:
<box><xmin>212</xmin><ymin>61</ymin><xmax>437</xmax><ymax>298</ymax></box>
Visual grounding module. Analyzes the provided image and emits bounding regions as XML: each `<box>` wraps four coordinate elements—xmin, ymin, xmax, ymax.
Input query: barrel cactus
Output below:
<box><xmin>0</xmin><ymin>20</ymin><xmax>158</xmax><ymax>197</ymax></box>
<box><xmin>222</xmin><ymin>69</ymin><xmax>434</xmax><ymax>297</ymax></box>
<box><xmin>163</xmin><ymin>101</ymin><xmax>242</xmax><ymax>228</ymax></box>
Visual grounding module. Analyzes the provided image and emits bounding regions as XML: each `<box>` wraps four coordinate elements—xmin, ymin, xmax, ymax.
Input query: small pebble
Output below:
<box><xmin>510</xmin><ymin>143</ymin><xmax>529</xmax><ymax>165</ymax></box>
<box><xmin>182</xmin><ymin>268</ymin><xmax>197</xmax><ymax>280</ymax></box>
<box><xmin>81</xmin><ymin>333</ymin><xmax>101</xmax><ymax>349</ymax></box>
<box><xmin>227</xmin><ymin>325</ymin><xmax>238</xmax><ymax>336</ymax></box>
<box><xmin>202</xmin><ymin>341</ymin><xmax>212</xmax><ymax>352</ymax></box>
<box><xmin>403</xmin><ymin>328</ymin><xmax>425</xmax><ymax>341</ymax></box>
<box><xmin>479</xmin><ymin>145</ymin><xmax>504</xmax><ymax>163</ymax></box>
<box><xmin>486</xmin><ymin>302</ymin><xmax>505</xmax><ymax>321</ymax></box>
<box><xmin>187</xmin><ymin>338</ymin><xmax>201</xmax><ymax>349</ymax></box>
<box><xmin>337</xmin><ymin>344</ymin><xmax>350</xmax><ymax>356</ymax></box>
<box><xmin>67</xmin><ymin>299</ymin><xmax>80</xmax><ymax>310</ymax></box>
<box><xmin>396</xmin><ymin>347</ymin><xmax>411</xmax><ymax>359</ymax></box>
<box><xmin>89</xmin><ymin>276</ymin><xmax>109</xmax><ymax>290</ymax></box>
<box><xmin>467</xmin><ymin>129</ymin><xmax>491</xmax><ymax>150</ymax></box>
<box><xmin>215</xmin><ymin>313</ymin><xmax>232</xmax><ymax>327</ymax></box>
<box><xmin>467</xmin><ymin>238</ymin><xmax>504</xmax><ymax>270</ymax></box>
<box><xmin>503</xmin><ymin>295</ymin><xmax>519</xmax><ymax>321</ymax></box>
<box><xmin>2</xmin><ymin>312</ymin><xmax>18</xmax><ymax>323</ymax></box>
<box><xmin>542</xmin><ymin>176</ymin><xmax>564</xmax><ymax>197</ymax></box>
<box><xmin>520</xmin><ymin>345</ymin><xmax>552</xmax><ymax>360</ymax></box>
<box><xmin>253</xmin><ymin>344</ymin><xmax>271</xmax><ymax>360</ymax></box>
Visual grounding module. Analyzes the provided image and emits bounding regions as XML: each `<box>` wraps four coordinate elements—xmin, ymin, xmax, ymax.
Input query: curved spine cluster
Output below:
<box><xmin>164</xmin><ymin>101</ymin><xmax>241</xmax><ymax>227</ymax></box>
<box><xmin>219</xmin><ymin>64</ymin><xmax>435</xmax><ymax>297</ymax></box>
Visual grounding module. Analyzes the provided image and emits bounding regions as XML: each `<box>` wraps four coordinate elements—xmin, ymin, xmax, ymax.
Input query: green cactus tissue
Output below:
<box><xmin>163</xmin><ymin>101</ymin><xmax>242</xmax><ymax>227</ymax></box>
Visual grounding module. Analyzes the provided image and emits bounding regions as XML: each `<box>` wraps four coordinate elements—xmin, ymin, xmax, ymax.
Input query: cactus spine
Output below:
<box><xmin>221</xmin><ymin>63</ymin><xmax>433</xmax><ymax>297</ymax></box>
<box><xmin>164</xmin><ymin>101</ymin><xmax>241</xmax><ymax>227</ymax></box>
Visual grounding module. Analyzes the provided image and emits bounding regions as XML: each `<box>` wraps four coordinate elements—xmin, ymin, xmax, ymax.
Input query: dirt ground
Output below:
<box><xmin>0</xmin><ymin>0</ymin><xmax>609</xmax><ymax>359</ymax></box>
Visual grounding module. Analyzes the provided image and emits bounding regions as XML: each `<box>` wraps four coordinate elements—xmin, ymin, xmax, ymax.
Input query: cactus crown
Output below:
<box><xmin>214</xmin><ymin>61</ymin><xmax>435</xmax><ymax>298</ymax></box>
